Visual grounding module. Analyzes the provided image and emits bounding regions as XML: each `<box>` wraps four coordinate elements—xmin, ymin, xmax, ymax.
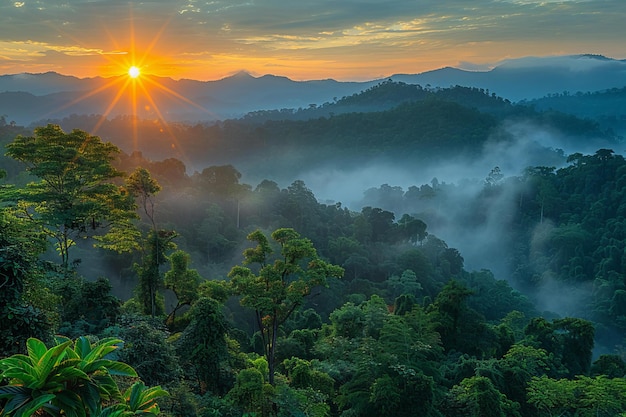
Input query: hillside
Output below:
<box><xmin>526</xmin><ymin>87</ymin><xmax>626</xmax><ymax>138</ymax></box>
<box><xmin>3</xmin><ymin>72</ymin><xmax>626</xmax><ymax>416</ymax></box>
<box><xmin>37</xmin><ymin>82</ymin><xmax>616</xmax><ymax>188</ymax></box>
<box><xmin>1</xmin><ymin>54</ymin><xmax>625</xmax><ymax>127</ymax></box>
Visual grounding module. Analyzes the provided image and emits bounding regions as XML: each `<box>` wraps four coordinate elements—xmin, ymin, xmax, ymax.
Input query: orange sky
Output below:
<box><xmin>1</xmin><ymin>1</ymin><xmax>624</xmax><ymax>81</ymax></box>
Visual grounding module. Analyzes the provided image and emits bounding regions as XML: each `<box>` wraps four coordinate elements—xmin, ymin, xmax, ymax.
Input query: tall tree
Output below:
<box><xmin>228</xmin><ymin>228</ymin><xmax>343</xmax><ymax>385</ymax></box>
<box><xmin>125</xmin><ymin>166</ymin><xmax>177</xmax><ymax>318</ymax></box>
<box><xmin>135</xmin><ymin>229</ymin><xmax>177</xmax><ymax>317</ymax></box>
<box><xmin>176</xmin><ymin>297</ymin><xmax>229</xmax><ymax>394</ymax></box>
<box><xmin>3</xmin><ymin>124</ymin><xmax>139</xmax><ymax>268</ymax></box>
<box><xmin>0</xmin><ymin>208</ymin><xmax>54</xmax><ymax>355</ymax></box>
<box><xmin>164</xmin><ymin>250</ymin><xmax>201</xmax><ymax>325</ymax></box>
<box><xmin>126</xmin><ymin>166</ymin><xmax>161</xmax><ymax>229</ymax></box>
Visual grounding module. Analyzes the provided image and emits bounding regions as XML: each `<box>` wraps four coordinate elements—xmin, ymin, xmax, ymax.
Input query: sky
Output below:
<box><xmin>0</xmin><ymin>0</ymin><xmax>625</xmax><ymax>82</ymax></box>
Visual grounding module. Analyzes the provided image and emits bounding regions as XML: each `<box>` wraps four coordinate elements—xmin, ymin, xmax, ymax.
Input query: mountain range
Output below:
<box><xmin>0</xmin><ymin>54</ymin><xmax>625</xmax><ymax>126</ymax></box>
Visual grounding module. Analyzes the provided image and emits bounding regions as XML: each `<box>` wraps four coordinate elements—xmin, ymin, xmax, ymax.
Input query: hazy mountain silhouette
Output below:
<box><xmin>390</xmin><ymin>54</ymin><xmax>626</xmax><ymax>101</ymax></box>
<box><xmin>0</xmin><ymin>54</ymin><xmax>625</xmax><ymax>125</ymax></box>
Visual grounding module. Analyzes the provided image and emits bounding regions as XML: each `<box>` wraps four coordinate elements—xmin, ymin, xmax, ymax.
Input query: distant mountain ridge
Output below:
<box><xmin>0</xmin><ymin>54</ymin><xmax>625</xmax><ymax>125</ymax></box>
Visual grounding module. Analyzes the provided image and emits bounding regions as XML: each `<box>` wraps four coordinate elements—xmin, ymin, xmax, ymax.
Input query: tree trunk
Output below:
<box><xmin>268</xmin><ymin>315</ymin><xmax>278</xmax><ymax>385</ymax></box>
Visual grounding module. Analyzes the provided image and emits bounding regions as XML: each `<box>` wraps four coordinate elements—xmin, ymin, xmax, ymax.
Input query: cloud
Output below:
<box><xmin>497</xmin><ymin>54</ymin><xmax>626</xmax><ymax>72</ymax></box>
<box><xmin>0</xmin><ymin>0</ymin><xmax>624</xmax><ymax>80</ymax></box>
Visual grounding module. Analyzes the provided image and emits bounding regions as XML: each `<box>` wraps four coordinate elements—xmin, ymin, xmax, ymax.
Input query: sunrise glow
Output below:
<box><xmin>128</xmin><ymin>66</ymin><xmax>140</xmax><ymax>79</ymax></box>
<box><xmin>35</xmin><ymin>12</ymin><xmax>216</xmax><ymax>169</ymax></box>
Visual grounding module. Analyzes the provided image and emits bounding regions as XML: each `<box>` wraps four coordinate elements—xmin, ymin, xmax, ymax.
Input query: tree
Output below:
<box><xmin>126</xmin><ymin>167</ymin><xmax>161</xmax><ymax>229</ymax></box>
<box><xmin>447</xmin><ymin>376</ymin><xmax>510</xmax><ymax>417</ymax></box>
<box><xmin>57</xmin><ymin>277</ymin><xmax>120</xmax><ymax>338</ymax></box>
<box><xmin>523</xmin><ymin>317</ymin><xmax>595</xmax><ymax>378</ymax></box>
<box><xmin>228</xmin><ymin>228</ymin><xmax>344</xmax><ymax>385</ymax></box>
<box><xmin>164</xmin><ymin>250</ymin><xmax>201</xmax><ymax>325</ymax></box>
<box><xmin>526</xmin><ymin>375</ymin><xmax>576</xmax><ymax>417</ymax></box>
<box><xmin>427</xmin><ymin>280</ymin><xmax>475</xmax><ymax>353</ymax></box>
<box><xmin>115</xmin><ymin>316</ymin><xmax>182</xmax><ymax>388</ymax></box>
<box><xmin>387</xmin><ymin>269</ymin><xmax>423</xmax><ymax>300</ymax></box>
<box><xmin>3</xmin><ymin>124</ymin><xmax>139</xmax><ymax>268</ymax></box>
<box><xmin>498</xmin><ymin>344</ymin><xmax>554</xmax><ymax>414</ymax></box>
<box><xmin>0</xmin><ymin>208</ymin><xmax>55</xmax><ymax>356</ymax></box>
<box><xmin>576</xmin><ymin>375</ymin><xmax>626</xmax><ymax>417</ymax></box>
<box><xmin>134</xmin><ymin>230</ymin><xmax>177</xmax><ymax>317</ymax></box>
<box><xmin>125</xmin><ymin>165</ymin><xmax>177</xmax><ymax>318</ymax></box>
<box><xmin>226</xmin><ymin>367</ymin><xmax>271</xmax><ymax>415</ymax></box>
<box><xmin>176</xmin><ymin>297</ymin><xmax>230</xmax><ymax>395</ymax></box>
<box><xmin>397</xmin><ymin>214</ymin><xmax>428</xmax><ymax>244</ymax></box>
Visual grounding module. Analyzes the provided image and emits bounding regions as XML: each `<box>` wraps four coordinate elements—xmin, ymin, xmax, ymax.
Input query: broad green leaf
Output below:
<box><xmin>15</xmin><ymin>393</ymin><xmax>56</xmax><ymax>417</ymax></box>
<box><xmin>91</xmin><ymin>373</ymin><xmax>123</xmax><ymax>401</ymax></box>
<box><xmin>81</xmin><ymin>382</ymin><xmax>102</xmax><ymax>416</ymax></box>
<box><xmin>54</xmin><ymin>366</ymin><xmax>90</xmax><ymax>381</ymax></box>
<box><xmin>26</xmin><ymin>337</ymin><xmax>48</xmax><ymax>364</ymax></box>
<box><xmin>0</xmin><ymin>386</ymin><xmax>31</xmax><ymax>413</ymax></box>
<box><xmin>73</xmin><ymin>336</ymin><xmax>92</xmax><ymax>359</ymax></box>
<box><xmin>1</xmin><ymin>362</ymin><xmax>39</xmax><ymax>387</ymax></box>
<box><xmin>54</xmin><ymin>390</ymin><xmax>86</xmax><ymax>417</ymax></box>
<box><xmin>125</xmin><ymin>382</ymin><xmax>167</xmax><ymax>413</ymax></box>
<box><xmin>88</xmin><ymin>360</ymin><xmax>137</xmax><ymax>377</ymax></box>
<box><xmin>97</xmin><ymin>404</ymin><xmax>130</xmax><ymax>417</ymax></box>
<box><xmin>82</xmin><ymin>338</ymin><xmax>122</xmax><ymax>363</ymax></box>
<box><xmin>34</xmin><ymin>340</ymin><xmax>72</xmax><ymax>387</ymax></box>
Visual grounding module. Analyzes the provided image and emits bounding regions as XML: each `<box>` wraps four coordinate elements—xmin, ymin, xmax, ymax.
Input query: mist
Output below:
<box><xmin>290</xmin><ymin>118</ymin><xmax>607</xmax><ymax>319</ymax></box>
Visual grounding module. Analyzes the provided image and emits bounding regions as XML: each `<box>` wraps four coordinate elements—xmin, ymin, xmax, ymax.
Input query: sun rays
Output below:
<box><xmin>49</xmin><ymin>9</ymin><xmax>214</xmax><ymax>167</ymax></box>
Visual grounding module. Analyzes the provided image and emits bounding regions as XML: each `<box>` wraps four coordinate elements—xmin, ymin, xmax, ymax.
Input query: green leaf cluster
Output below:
<box><xmin>0</xmin><ymin>336</ymin><xmax>167</xmax><ymax>416</ymax></box>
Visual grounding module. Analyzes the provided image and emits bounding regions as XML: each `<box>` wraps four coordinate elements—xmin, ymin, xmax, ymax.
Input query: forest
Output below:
<box><xmin>1</xmin><ymin>82</ymin><xmax>626</xmax><ymax>416</ymax></box>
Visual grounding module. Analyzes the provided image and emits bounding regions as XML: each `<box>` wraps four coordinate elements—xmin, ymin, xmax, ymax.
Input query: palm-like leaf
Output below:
<box><xmin>25</xmin><ymin>338</ymin><xmax>48</xmax><ymax>364</ymax></box>
<box><xmin>0</xmin><ymin>336</ymin><xmax>151</xmax><ymax>417</ymax></box>
<box><xmin>15</xmin><ymin>393</ymin><xmax>56</xmax><ymax>417</ymax></box>
<box><xmin>95</xmin><ymin>404</ymin><xmax>132</xmax><ymax>417</ymax></box>
<box><xmin>32</xmin><ymin>339</ymin><xmax>72</xmax><ymax>388</ymax></box>
<box><xmin>78</xmin><ymin>337</ymin><xmax>122</xmax><ymax>363</ymax></box>
<box><xmin>54</xmin><ymin>390</ymin><xmax>86</xmax><ymax>417</ymax></box>
<box><xmin>0</xmin><ymin>359</ymin><xmax>38</xmax><ymax>386</ymax></box>
<box><xmin>80</xmin><ymin>359</ymin><xmax>137</xmax><ymax>377</ymax></box>
<box><xmin>0</xmin><ymin>386</ymin><xmax>32</xmax><ymax>414</ymax></box>
<box><xmin>125</xmin><ymin>382</ymin><xmax>169</xmax><ymax>415</ymax></box>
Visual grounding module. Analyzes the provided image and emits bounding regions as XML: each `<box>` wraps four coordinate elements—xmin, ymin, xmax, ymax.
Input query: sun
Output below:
<box><xmin>51</xmin><ymin>14</ymin><xmax>214</xmax><ymax>166</ymax></box>
<box><xmin>128</xmin><ymin>66</ymin><xmax>140</xmax><ymax>79</ymax></box>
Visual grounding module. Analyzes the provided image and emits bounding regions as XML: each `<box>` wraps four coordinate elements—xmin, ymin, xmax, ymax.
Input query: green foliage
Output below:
<box><xmin>125</xmin><ymin>167</ymin><xmax>161</xmax><ymax>229</ymax></box>
<box><xmin>0</xmin><ymin>336</ymin><xmax>167</xmax><ymax>417</ymax></box>
<box><xmin>527</xmin><ymin>375</ymin><xmax>626</xmax><ymax>417</ymax></box>
<box><xmin>576</xmin><ymin>375</ymin><xmax>626</xmax><ymax>417</ymax></box>
<box><xmin>447</xmin><ymin>376</ymin><xmax>511</xmax><ymax>417</ymax></box>
<box><xmin>175</xmin><ymin>297</ymin><xmax>230</xmax><ymax>394</ymax></box>
<box><xmin>56</xmin><ymin>276</ymin><xmax>121</xmax><ymax>338</ymax></box>
<box><xmin>526</xmin><ymin>375</ymin><xmax>576</xmax><ymax>417</ymax></box>
<box><xmin>427</xmin><ymin>280</ymin><xmax>495</xmax><ymax>355</ymax></box>
<box><xmin>3</xmin><ymin>124</ymin><xmax>139</xmax><ymax>268</ymax></box>
<box><xmin>387</xmin><ymin>269</ymin><xmax>422</xmax><ymax>300</ymax></box>
<box><xmin>229</xmin><ymin>228</ymin><xmax>343</xmax><ymax>385</ymax></box>
<box><xmin>112</xmin><ymin>316</ymin><xmax>182</xmax><ymax>388</ymax></box>
<box><xmin>226</xmin><ymin>367</ymin><xmax>272</xmax><ymax>416</ymax></box>
<box><xmin>134</xmin><ymin>229</ymin><xmax>177</xmax><ymax>317</ymax></box>
<box><xmin>197</xmin><ymin>279</ymin><xmax>232</xmax><ymax>304</ymax></box>
<box><xmin>164</xmin><ymin>250</ymin><xmax>202</xmax><ymax>325</ymax></box>
<box><xmin>523</xmin><ymin>317</ymin><xmax>595</xmax><ymax>378</ymax></box>
<box><xmin>497</xmin><ymin>344</ymin><xmax>555</xmax><ymax>414</ymax></box>
<box><xmin>591</xmin><ymin>354</ymin><xmax>626</xmax><ymax>378</ymax></box>
<box><xmin>0</xmin><ymin>208</ymin><xmax>55</xmax><ymax>356</ymax></box>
